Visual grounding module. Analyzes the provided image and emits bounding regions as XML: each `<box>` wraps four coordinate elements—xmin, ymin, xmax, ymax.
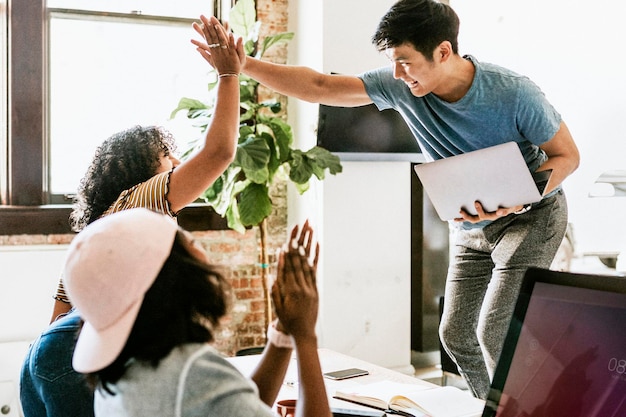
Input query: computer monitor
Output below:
<box><xmin>316</xmin><ymin>103</ymin><xmax>423</xmax><ymax>161</ymax></box>
<box><xmin>483</xmin><ymin>268</ymin><xmax>626</xmax><ymax>417</ymax></box>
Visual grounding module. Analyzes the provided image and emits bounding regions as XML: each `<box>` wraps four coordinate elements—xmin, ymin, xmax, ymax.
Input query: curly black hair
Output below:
<box><xmin>88</xmin><ymin>231</ymin><xmax>232</xmax><ymax>392</ymax></box>
<box><xmin>69</xmin><ymin>126</ymin><xmax>176</xmax><ymax>232</ymax></box>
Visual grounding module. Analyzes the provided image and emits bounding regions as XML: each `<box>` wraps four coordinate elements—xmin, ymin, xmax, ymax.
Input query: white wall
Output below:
<box><xmin>286</xmin><ymin>0</ymin><xmax>416</xmax><ymax>373</ymax></box>
<box><xmin>0</xmin><ymin>246</ymin><xmax>67</xmax><ymax>343</ymax></box>
<box><xmin>319</xmin><ymin>0</ymin><xmax>414</xmax><ymax>373</ymax></box>
<box><xmin>0</xmin><ymin>245</ymin><xmax>68</xmax><ymax>417</ymax></box>
<box><xmin>320</xmin><ymin>162</ymin><xmax>414</xmax><ymax>373</ymax></box>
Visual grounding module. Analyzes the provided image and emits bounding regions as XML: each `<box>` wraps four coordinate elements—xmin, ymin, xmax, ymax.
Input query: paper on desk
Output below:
<box><xmin>392</xmin><ymin>386</ymin><xmax>484</xmax><ymax>417</ymax></box>
<box><xmin>339</xmin><ymin>380</ymin><xmax>431</xmax><ymax>400</ymax></box>
<box><xmin>334</xmin><ymin>381</ymin><xmax>484</xmax><ymax>417</ymax></box>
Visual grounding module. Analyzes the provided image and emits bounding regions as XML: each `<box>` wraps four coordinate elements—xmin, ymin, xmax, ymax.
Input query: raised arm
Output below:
<box><xmin>242</xmin><ymin>56</ymin><xmax>372</xmax><ymax>107</ymax></box>
<box><xmin>273</xmin><ymin>222</ymin><xmax>330</xmax><ymax>417</ymax></box>
<box><xmin>192</xmin><ymin>17</ymin><xmax>372</xmax><ymax>108</ymax></box>
<box><xmin>248</xmin><ymin>221</ymin><xmax>331</xmax><ymax>417</ymax></box>
<box><xmin>167</xmin><ymin>16</ymin><xmax>244</xmax><ymax>213</ymax></box>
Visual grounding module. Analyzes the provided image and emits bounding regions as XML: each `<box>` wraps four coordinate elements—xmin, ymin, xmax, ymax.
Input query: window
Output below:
<box><xmin>1</xmin><ymin>0</ymin><xmax>233</xmax><ymax>234</ymax></box>
<box><xmin>48</xmin><ymin>7</ymin><xmax>207</xmax><ymax>196</ymax></box>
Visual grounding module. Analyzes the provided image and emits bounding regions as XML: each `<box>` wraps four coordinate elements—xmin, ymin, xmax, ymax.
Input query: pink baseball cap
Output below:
<box><xmin>63</xmin><ymin>208</ymin><xmax>179</xmax><ymax>373</ymax></box>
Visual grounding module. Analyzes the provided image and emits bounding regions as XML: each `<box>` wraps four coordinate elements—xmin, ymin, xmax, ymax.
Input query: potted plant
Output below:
<box><xmin>171</xmin><ymin>0</ymin><xmax>342</xmax><ymax>334</ymax></box>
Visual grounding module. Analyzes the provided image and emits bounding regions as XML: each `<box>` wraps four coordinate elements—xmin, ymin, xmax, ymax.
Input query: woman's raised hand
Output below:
<box><xmin>191</xmin><ymin>15</ymin><xmax>245</xmax><ymax>76</ymax></box>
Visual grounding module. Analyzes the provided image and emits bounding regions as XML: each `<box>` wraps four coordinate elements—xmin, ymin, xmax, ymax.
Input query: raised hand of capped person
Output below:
<box><xmin>271</xmin><ymin>221</ymin><xmax>320</xmax><ymax>342</ymax></box>
<box><xmin>191</xmin><ymin>15</ymin><xmax>244</xmax><ymax>77</ymax></box>
<box><xmin>245</xmin><ymin>221</ymin><xmax>324</xmax><ymax>411</ymax></box>
<box><xmin>271</xmin><ymin>221</ymin><xmax>331</xmax><ymax>417</ymax></box>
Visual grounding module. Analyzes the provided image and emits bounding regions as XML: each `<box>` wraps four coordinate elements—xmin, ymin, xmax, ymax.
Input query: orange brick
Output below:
<box><xmin>250</xmin><ymin>277</ymin><xmax>264</xmax><ymax>288</ymax></box>
<box><xmin>250</xmin><ymin>300</ymin><xmax>267</xmax><ymax>312</ymax></box>
<box><xmin>236</xmin><ymin>289</ymin><xmax>264</xmax><ymax>300</ymax></box>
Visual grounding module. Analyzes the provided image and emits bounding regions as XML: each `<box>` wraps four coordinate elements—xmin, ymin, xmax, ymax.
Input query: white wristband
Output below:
<box><xmin>267</xmin><ymin>320</ymin><xmax>294</xmax><ymax>349</ymax></box>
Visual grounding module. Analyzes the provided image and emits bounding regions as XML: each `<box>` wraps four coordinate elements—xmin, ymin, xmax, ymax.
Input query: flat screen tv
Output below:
<box><xmin>316</xmin><ymin>103</ymin><xmax>424</xmax><ymax>162</ymax></box>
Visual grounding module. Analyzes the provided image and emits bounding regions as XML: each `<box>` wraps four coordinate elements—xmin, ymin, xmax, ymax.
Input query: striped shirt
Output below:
<box><xmin>54</xmin><ymin>170</ymin><xmax>175</xmax><ymax>304</ymax></box>
<box><xmin>102</xmin><ymin>170</ymin><xmax>175</xmax><ymax>218</ymax></box>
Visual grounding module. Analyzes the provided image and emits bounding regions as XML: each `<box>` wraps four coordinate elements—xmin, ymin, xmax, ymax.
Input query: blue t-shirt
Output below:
<box><xmin>359</xmin><ymin>55</ymin><xmax>561</xmax><ymax>228</ymax></box>
<box><xmin>359</xmin><ymin>55</ymin><xmax>561</xmax><ymax>173</ymax></box>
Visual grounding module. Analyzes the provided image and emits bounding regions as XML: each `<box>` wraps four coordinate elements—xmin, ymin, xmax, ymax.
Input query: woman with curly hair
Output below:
<box><xmin>50</xmin><ymin>16</ymin><xmax>244</xmax><ymax>321</ymax></box>
<box><xmin>20</xmin><ymin>16</ymin><xmax>244</xmax><ymax>417</ymax></box>
<box><xmin>68</xmin><ymin>125</ymin><xmax>178</xmax><ymax>232</ymax></box>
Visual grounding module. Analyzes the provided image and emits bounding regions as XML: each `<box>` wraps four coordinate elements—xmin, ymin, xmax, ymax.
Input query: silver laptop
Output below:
<box><xmin>482</xmin><ymin>268</ymin><xmax>626</xmax><ymax>417</ymax></box>
<box><xmin>413</xmin><ymin>142</ymin><xmax>550</xmax><ymax>221</ymax></box>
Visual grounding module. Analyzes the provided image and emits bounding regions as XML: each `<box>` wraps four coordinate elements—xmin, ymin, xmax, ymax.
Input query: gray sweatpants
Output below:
<box><xmin>439</xmin><ymin>190</ymin><xmax>568</xmax><ymax>399</ymax></box>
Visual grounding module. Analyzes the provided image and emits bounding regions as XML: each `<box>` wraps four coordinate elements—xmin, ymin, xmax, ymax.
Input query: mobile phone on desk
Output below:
<box><xmin>323</xmin><ymin>367</ymin><xmax>369</xmax><ymax>380</ymax></box>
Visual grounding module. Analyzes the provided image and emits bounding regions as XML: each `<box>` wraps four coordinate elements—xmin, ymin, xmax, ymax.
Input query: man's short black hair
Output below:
<box><xmin>372</xmin><ymin>0</ymin><xmax>460</xmax><ymax>60</ymax></box>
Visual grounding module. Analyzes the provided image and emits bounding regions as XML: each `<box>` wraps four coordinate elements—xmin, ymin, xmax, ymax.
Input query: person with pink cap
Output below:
<box><xmin>20</xmin><ymin>16</ymin><xmax>245</xmax><ymax>417</ymax></box>
<box><xmin>63</xmin><ymin>208</ymin><xmax>331</xmax><ymax>417</ymax></box>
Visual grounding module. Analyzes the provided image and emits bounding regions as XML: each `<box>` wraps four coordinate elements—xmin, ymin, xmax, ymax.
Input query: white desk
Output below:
<box><xmin>227</xmin><ymin>348</ymin><xmax>439</xmax><ymax>416</ymax></box>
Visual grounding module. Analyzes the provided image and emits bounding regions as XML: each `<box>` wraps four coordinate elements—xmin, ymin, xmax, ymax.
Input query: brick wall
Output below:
<box><xmin>256</xmin><ymin>0</ymin><xmax>289</xmax><ymax>109</ymax></box>
<box><xmin>199</xmin><ymin>180</ymin><xmax>288</xmax><ymax>355</ymax></box>
<box><xmin>3</xmin><ymin>0</ymin><xmax>291</xmax><ymax>357</ymax></box>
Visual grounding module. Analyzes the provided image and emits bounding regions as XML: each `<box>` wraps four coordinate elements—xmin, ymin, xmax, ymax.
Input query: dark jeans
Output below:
<box><xmin>440</xmin><ymin>190</ymin><xmax>568</xmax><ymax>399</ymax></box>
<box><xmin>20</xmin><ymin>309</ymin><xmax>94</xmax><ymax>417</ymax></box>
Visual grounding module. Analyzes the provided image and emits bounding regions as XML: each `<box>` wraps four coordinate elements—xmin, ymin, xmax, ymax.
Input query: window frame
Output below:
<box><xmin>1</xmin><ymin>0</ymin><xmax>228</xmax><ymax>234</ymax></box>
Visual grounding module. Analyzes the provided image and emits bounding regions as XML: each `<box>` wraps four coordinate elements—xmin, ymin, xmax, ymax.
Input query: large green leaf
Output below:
<box><xmin>257</xmin><ymin>32</ymin><xmax>295</xmax><ymax>59</ymax></box>
<box><xmin>235</xmin><ymin>136</ymin><xmax>271</xmax><ymax>183</ymax></box>
<box><xmin>265</xmin><ymin>117</ymin><xmax>293</xmax><ymax>161</ymax></box>
<box><xmin>225</xmin><ymin>200</ymin><xmax>246</xmax><ymax>234</ymax></box>
<box><xmin>228</xmin><ymin>0</ymin><xmax>257</xmax><ymax>39</ymax></box>
<box><xmin>238</xmin><ymin>125</ymin><xmax>255</xmax><ymax>144</ymax></box>
<box><xmin>288</xmin><ymin>150</ymin><xmax>314</xmax><ymax>184</ymax></box>
<box><xmin>254</xmin><ymin>128</ymin><xmax>280</xmax><ymax>176</ymax></box>
<box><xmin>202</xmin><ymin>166</ymin><xmax>242</xmax><ymax>215</ymax></box>
<box><xmin>169</xmin><ymin>97</ymin><xmax>210</xmax><ymax>119</ymax></box>
<box><xmin>238</xmin><ymin>182</ymin><xmax>272</xmax><ymax>226</ymax></box>
<box><xmin>293</xmin><ymin>180</ymin><xmax>310</xmax><ymax>195</ymax></box>
<box><xmin>305</xmin><ymin>147</ymin><xmax>343</xmax><ymax>174</ymax></box>
<box><xmin>239</xmin><ymin>78</ymin><xmax>258</xmax><ymax>103</ymax></box>
<box><xmin>288</xmin><ymin>147</ymin><xmax>342</xmax><ymax>184</ymax></box>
